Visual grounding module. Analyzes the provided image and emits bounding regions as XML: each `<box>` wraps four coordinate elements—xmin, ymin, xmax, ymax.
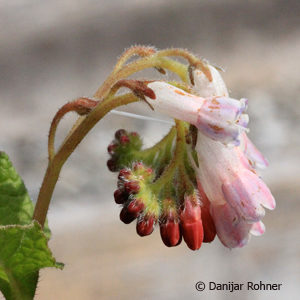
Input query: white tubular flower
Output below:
<box><xmin>146</xmin><ymin>81</ymin><xmax>248</xmax><ymax>146</ymax></box>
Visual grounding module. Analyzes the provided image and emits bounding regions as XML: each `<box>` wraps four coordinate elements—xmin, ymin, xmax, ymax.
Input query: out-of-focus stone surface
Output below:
<box><xmin>0</xmin><ymin>0</ymin><xmax>299</xmax><ymax>299</ymax></box>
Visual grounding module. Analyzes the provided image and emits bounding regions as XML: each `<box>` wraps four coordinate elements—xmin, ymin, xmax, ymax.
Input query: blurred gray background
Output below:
<box><xmin>1</xmin><ymin>0</ymin><xmax>300</xmax><ymax>299</ymax></box>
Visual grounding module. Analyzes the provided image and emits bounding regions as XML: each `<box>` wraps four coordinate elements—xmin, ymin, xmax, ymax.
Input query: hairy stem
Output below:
<box><xmin>33</xmin><ymin>93</ymin><xmax>138</xmax><ymax>227</ymax></box>
<box><xmin>48</xmin><ymin>98</ymin><xmax>98</xmax><ymax>161</ymax></box>
<box><xmin>156</xmin><ymin>48</ymin><xmax>212</xmax><ymax>81</ymax></box>
<box><xmin>94</xmin><ymin>56</ymin><xmax>188</xmax><ymax>99</ymax></box>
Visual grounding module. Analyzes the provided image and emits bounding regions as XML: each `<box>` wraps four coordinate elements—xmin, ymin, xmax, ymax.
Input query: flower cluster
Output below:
<box><xmin>113</xmin><ymin>161</ymin><xmax>217</xmax><ymax>250</ymax></box>
<box><xmin>105</xmin><ymin>47</ymin><xmax>275</xmax><ymax>250</ymax></box>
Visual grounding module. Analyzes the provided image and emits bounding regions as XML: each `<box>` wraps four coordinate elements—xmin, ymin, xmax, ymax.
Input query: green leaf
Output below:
<box><xmin>0</xmin><ymin>222</ymin><xmax>63</xmax><ymax>300</ymax></box>
<box><xmin>0</xmin><ymin>152</ymin><xmax>61</xmax><ymax>299</ymax></box>
<box><xmin>0</xmin><ymin>151</ymin><xmax>50</xmax><ymax>238</ymax></box>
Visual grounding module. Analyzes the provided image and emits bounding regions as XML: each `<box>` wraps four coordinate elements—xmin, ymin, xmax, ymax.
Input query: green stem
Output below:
<box><xmin>94</xmin><ymin>56</ymin><xmax>188</xmax><ymax>99</ymax></box>
<box><xmin>113</xmin><ymin>46</ymin><xmax>156</xmax><ymax>73</ymax></box>
<box><xmin>33</xmin><ymin>93</ymin><xmax>138</xmax><ymax>227</ymax></box>
<box><xmin>151</xmin><ymin>120</ymin><xmax>187</xmax><ymax>192</ymax></box>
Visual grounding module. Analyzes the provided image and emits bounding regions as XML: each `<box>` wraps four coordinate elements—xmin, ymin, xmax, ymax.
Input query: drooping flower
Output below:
<box><xmin>142</xmin><ymin>65</ymin><xmax>275</xmax><ymax>248</ymax></box>
<box><xmin>194</xmin><ymin>132</ymin><xmax>275</xmax><ymax>248</ymax></box>
<box><xmin>192</xmin><ymin>64</ymin><xmax>275</xmax><ymax>248</ymax></box>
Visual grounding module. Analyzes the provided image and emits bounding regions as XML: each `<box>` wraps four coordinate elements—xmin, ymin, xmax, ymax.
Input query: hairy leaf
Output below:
<box><xmin>0</xmin><ymin>222</ymin><xmax>63</xmax><ymax>300</ymax></box>
<box><xmin>0</xmin><ymin>151</ymin><xmax>50</xmax><ymax>237</ymax></box>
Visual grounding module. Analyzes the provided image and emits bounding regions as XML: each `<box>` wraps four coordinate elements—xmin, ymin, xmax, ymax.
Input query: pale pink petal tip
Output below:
<box><xmin>211</xmin><ymin>203</ymin><xmax>251</xmax><ymax>249</ymax></box>
<box><xmin>223</xmin><ymin>169</ymin><xmax>275</xmax><ymax>216</ymax></box>
<box><xmin>222</xmin><ymin>179</ymin><xmax>265</xmax><ymax>223</ymax></box>
<box><xmin>242</xmin><ymin>133</ymin><xmax>269</xmax><ymax>169</ymax></box>
<box><xmin>250</xmin><ymin>221</ymin><xmax>266</xmax><ymax>236</ymax></box>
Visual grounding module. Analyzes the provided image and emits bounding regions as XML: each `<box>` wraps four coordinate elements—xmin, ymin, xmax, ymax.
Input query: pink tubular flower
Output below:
<box><xmin>195</xmin><ymin>132</ymin><xmax>275</xmax><ymax>248</ymax></box>
<box><xmin>146</xmin><ymin>81</ymin><xmax>248</xmax><ymax>146</ymax></box>
<box><xmin>191</xmin><ymin>65</ymin><xmax>275</xmax><ymax>248</ymax></box>
<box><xmin>143</xmin><ymin>64</ymin><xmax>275</xmax><ymax>249</ymax></box>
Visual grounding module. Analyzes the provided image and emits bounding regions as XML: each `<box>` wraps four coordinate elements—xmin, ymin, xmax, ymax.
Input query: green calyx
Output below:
<box><xmin>109</xmin><ymin>120</ymin><xmax>198</xmax><ymax>219</ymax></box>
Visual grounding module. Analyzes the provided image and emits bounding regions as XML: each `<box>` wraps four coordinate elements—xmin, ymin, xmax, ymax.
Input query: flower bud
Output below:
<box><xmin>160</xmin><ymin>217</ymin><xmax>182</xmax><ymax>247</ymax></box>
<box><xmin>124</xmin><ymin>181</ymin><xmax>140</xmax><ymax>194</ymax></box>
<box><xmin>118</xmin><ymin>168</ymin><xmax>132</xmax><ymax>180</ymax></box>
<box><xmin>107</xmin><ymin>142</ymin><xmax>117</xmax><ymax>155</ymax></box>
<box><xmin>107</xmin><ymin>158</ymin><xmax>118</xmax><ymax>172</ymax></box>
<box><xmin>119</xmin><ymin>207</ymin><xmax>137</xmax><ymax>224</ymax></box>
<box><xmin>136</xmin><ymin>214</ymin><xmax>156</xmax><ymax>236</ymax></box>
<box><xmin>180</xmin><ymin>193</ymin><xmax>203</xmax><ymax>250</ymax></box>
<box><xmin>120</xmin><ymin>135</ymin><xmax>130</xmax><ymax>144</ymax></box>
<box><xmin>113</xmin><ymin>189</ymin><xmax>128</xmax><ymax>204</ymax></box>
<box><xmin>115</xmin><ymin>129</ymin><xmax>127</xmax><ymax>140</ymax></box>
<box><xmin>197</xmin><ymin>181</ymin><xmax>216</xmax><ymax>243</ymax></box>
<box><xmin>127</xmin><ymin>199</ymin><xmax>144</xmax><ymax>215</ymax></box>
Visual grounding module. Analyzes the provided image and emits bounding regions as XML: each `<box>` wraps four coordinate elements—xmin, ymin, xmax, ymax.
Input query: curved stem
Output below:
<box><xmin>156</xmin><ymin>48</ymin><xmax>212</xmax><ymax>81</ymax></box>
<box><xmin>94</xmin><ymin>56</ymin><xmax>188</xmax><ymax>99</ymax></box>
<box><xmin>113</xmin><ymin>46</ymin><xmax>156</xmax><ymax>73</ymax></box>
<box><xmin>48</xmin><ymin>98</ymin><xmax>98</xmax><ymax>161</ymax></box>
<box><xmin>33</xmin><ymin>93</ymin><xmax>138</xmax><ymax>227</ymax></box>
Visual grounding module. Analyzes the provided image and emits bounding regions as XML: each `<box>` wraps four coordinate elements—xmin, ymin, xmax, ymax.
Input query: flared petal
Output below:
<box><xmin>250</xmin><ymin>221</ymin><xmax>266</xmax><ymax>236</ymax></box>
<box><xmin>240</xmin><ymin>132</ymin><xmax>269</xmax><ymax>169</ymax></box>
<box><xmin>222</xmin><ymin>173</ymin><xmax>266</xmax><ymax>223</ymax></box>
<box><xmin>211</xmin><ymin>203</ymin><xmax>252</xmax><ymax>248</ymax></box>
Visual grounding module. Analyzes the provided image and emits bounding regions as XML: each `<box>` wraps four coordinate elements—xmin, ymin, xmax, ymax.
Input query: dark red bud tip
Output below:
<box><xmin>107</xmin><ymin>143</ymin><xmax>117</xmax><ymax>155</ymax></box>
<box><xmin>115</xmin><ymin>129</ymin><xmax>127</xmax><ymax>140</ymax></box>
<box><xmin>160</xmin><ymin>221</ymin><xmax>182</xmax><ymax>247</ymax></box>
<box><xmin>114</xmin><ymin>189</ymin><xmax>128</xmax><ymax>204</ymax></box>
<box><xmin>136</xmin><ymin>216</ymin><xmax>155</xmax><ymax>236</ymax></box>
<box><xmin>133</xmin><ymin>162</ymin><xmax>144</xmax><ymax>171</ymax></box>
<box><xmin>127</xmin><ymin>200</ymin><xmax>144</xmax><ymax>216</ymax></box>
<box><xmin>124</xmin><ymin>181</ymin><xmax>140</xmax><ymax>194</ymax></box>
<box><xmin>120</xmin><ymin>135</ymin><xmax>130</xmax><ymax>144</ymax></box>
<box><xmin>120</xmin><ymin>207</ymin><xmax>136</xmax><ymax>224</ymax></box>
<box><xmin>197</xmin><ymin>181</ymin><xmax>216</xmax><ymax>243</ymax></box>
<box><xmin>201</xmin><ymin>206</ymin><xmax>216</xmax><ymax>243</ymax></box>
<box><xmin>130</xmin><ymin>132</ymin><xmax>139</xmax><ymax>137</ymax></box>
<box><xmin>181</xmin><ymin>220</ymin><xmax>203</xmax><ymax>250</ymax></box>
<box><xmin>118</xmin><ymin>169</ymin><xmax>132</xmax><ymax>180</ymax></box>
<box><xmin>107</xmin><ymin>159</ymin><xmax>118</xmax><ymax>172</ymax></box>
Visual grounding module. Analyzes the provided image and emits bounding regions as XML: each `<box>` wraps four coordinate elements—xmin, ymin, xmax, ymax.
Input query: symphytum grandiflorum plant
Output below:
<box><xmin>0</xmin><ymin>46</ymin><xmax>275</xmax><ymax>299</ymax></box>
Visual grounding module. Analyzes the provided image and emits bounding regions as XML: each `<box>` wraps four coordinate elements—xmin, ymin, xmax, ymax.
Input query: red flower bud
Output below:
<box><xmin>136</xmin><ymin>215</ymin><xmax>155</xmax><ymax>236</ymax></box>
<box><xmin>107</xmin><ymin>158</ymin><xmax>118</xmax><ymax>172</ymax></box>
<box><xmin>130</xmin><ymin>132</ymin><xmax>139</xmax><ymax>137</ymax></box>
<box><xmin>127</xmin><ymin>199</ymin><xmax>144</xmax><ymax>216</ymax></box>
<box><xmin>107</xmin><ymin>142</ymin><xmax>117</xmax><ymax>154</ymax></box>
<box><xmin>160</xmin><ymin>219</ymin><xmax>182</xmax><ymax>247</ymax></box>
<box><xmin>133</xmin><ymin>162</ymin><xmax>144</xmax><ymax>171</ymax></box>
<box><xmin>197</xmin><ymin>181</ymin><xmax>216</xmax><ymax>243</ymax></box>
<box><xmin>201</xmin><ymin>206</ymin><xmax>216</xmax><ymax>243</ymax></box>
<box><xmin>114</xmin><ymin>189</ymin><xmax>128</xmax><ymax>204</ymax></box>
<box><xmin>118</xmin><ymin>169</ymin><xmax>132</xmax><ymax>180</ymax></box>
<box><xmin>120</xmin><ymin>207</ymin><xmax>136</xmax><ymax>224</ymax></box>
<box><xmin>124</xmin><ymin>181</ymin><xmax>140</xmax><ymax>194</ymax></box>
<box><xmin>115</xmin><ymin>129</ymin><xmax>127</xmax><ymax>140</ymax></box>
<box><xmin>180</xmin><ymin>194</ymin><xmax>204</xmax><ymax>250</ymax></box>
<box><xmin>120</xmin><ymin>135</ymin><xmax>130</xmax><ymax>144</ymax></box>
